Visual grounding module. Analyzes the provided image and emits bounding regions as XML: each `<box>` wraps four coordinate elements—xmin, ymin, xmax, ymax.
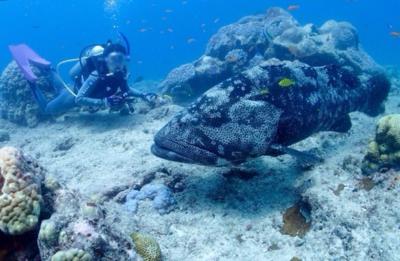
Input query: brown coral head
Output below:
<box><xmin>281</xmin><ymin>201</ymin><xmax>312</xmax><ymax>238</ymax></box>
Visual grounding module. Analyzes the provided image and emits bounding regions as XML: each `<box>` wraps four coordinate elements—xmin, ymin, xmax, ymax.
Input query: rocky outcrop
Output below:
<box><xmin>362</xmin><ymin>114</ymin><xmax>400</xmax><ymax>174</ymax></box>
<box><xmin>0</xmin><ymin>146</ymin><xmax>137</xmax><ymax>260</ymax></box>
<box><xmin>159</xmin><ymin>7</ymin><xmax>384</xmax><ymax>103</ymax></box>
<box><xmin>0</xmin><ymin>147</ymin><xmax>44</xmax><ymax>235</ymax></box>
<box><xmin>38</xmin><ymin>184</ymin><xmax>137</xmax><ymax>260</ymax></box>
<box><xmin>0</xmin><ymin>61</ymin><xmax>53</xmax><ymax>127</ymax></box>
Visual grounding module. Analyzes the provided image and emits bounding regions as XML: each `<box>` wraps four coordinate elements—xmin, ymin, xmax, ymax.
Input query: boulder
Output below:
<box><xmin>159</xmin><ymin>7</ymin><xmax>383</xmax><ymax>104</ymax></box>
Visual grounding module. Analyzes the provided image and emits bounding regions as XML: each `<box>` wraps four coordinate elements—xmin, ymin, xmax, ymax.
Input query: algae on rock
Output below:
<box><xmin>362</xmin><ymin>114</ymin><xmax>400</xmax><ymax>174</ymax></box>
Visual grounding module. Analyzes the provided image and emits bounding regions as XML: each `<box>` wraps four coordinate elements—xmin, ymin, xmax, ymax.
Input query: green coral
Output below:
<box><xmin>362</xmin><ymin>115</ymin><xmax>400</xmax><ymax>174</ymax></box>
<box><xmin>51</xmin><ymin>249</ymin><xmax>92</xmax><ymax>261</ymax></box>
<box><xmin>0</xmin><ymin>147</ymin><xmax>43</xmax><ymax>235</ymax></box>
<box><xmin>38</xmin><ymin>220</ymin><xmax>59</xmax><ymax>246</ymax></box>
<box><xmin>131</xmin><ymin>232</ymin><xmax>162</xmax><ymax>261</ymax></box>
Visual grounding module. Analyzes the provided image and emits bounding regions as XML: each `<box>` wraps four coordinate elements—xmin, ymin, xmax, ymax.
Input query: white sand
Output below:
<box><xmin>1</xmin><ymin>84</ymin><xmax>400</xmax><ymax>260</ymax></box>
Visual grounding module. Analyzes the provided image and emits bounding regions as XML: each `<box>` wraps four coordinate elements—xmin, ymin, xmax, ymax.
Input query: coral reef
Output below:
<box><xmin>0</xmin><ymin>61</ymin><xmax>53</xmax><ymax>127</ymax></box>
<box><xmin>0</xmin><ymin>146</ymin><xmax>44</xmax><ymax>235</ymax></box>
<box><xmin>362</xmin><ymin>114</ymin><xmax>400</xmax><ymax>174</ymax></box>
<box><xmin>38</xmin><ymin>220</ymin><xmax>59</xmax><ymax>246</ymax></box>
<box><xmin>0</xmin><ymin>6</ymin><xmax>396</xmax><ymax>261</ymax></box>
<box><xmin>131</xmin><ymin>232</ymin><xmax>161</xmax><ymax>261</ymax></box>
<box><xmin>0</xmin><ymin>146</ymin><xmax>138</xmax><ymax>260</ymax></box>
<box><xmin>38</xmin><ymin>186</ymin><xmax>137</xmax><ymax>260</ymax></box>
<box><xmin>124</xmin><ymin>184</ymin><xmax>176</xmax><ymax>215</ymax></box>
<box><xmin>159</xmin><ymin>7</ymin><xmax>384</xmax><ymax>103</ymax></box>
<box><xmin>51</xmin><ymin>249</ymin><xmax>92</xmax><ymax>261</ymax></box>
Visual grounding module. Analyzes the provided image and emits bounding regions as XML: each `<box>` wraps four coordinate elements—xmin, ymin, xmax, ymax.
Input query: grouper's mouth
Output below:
<box><xmin>151</xmin><ymin>142</ymin><xmax>196</xmax><ymax>164</ymax></box>
<box><xmin>151</xmin><ymin>136</ymin><xmax>220</xmax><ymax>166</ymax></box>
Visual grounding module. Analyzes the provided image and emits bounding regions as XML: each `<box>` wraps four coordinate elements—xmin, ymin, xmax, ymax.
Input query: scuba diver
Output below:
<box><xmin>9</xmin><ymin>34</ymin><xmax>157</xmax><ymax>115</ymax></box>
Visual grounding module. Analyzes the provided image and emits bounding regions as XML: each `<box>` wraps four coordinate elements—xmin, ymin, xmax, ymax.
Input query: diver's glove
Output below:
<box><xmin>141</xmin><ymin>92</ymin><xmax>158</xmax><ymax>107</ymax></box>
<box><xmin>104</xmin><ymin>95</ymin><xmax>125</xmax><ymax>109</ymax></box>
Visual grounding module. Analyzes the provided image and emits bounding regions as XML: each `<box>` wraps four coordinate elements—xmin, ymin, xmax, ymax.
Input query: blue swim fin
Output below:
<box><xmin>9</xmin><ymin>44</ymin><xmax>51</xmax><ymax>82</ymax></box>
<box><xmin>9</xmin><ymin>44</ymin><xmax>52</xmax><ymax>112</ymax></box>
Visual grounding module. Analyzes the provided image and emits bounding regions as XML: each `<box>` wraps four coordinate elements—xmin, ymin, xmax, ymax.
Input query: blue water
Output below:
<box><xmin>0</xmin><ymin>0</ymin><xmax>399</xmax><ymax>80</ymax></box>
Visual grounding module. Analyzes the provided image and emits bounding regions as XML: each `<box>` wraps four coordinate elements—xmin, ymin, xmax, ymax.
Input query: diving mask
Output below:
<box><xmin>105</xmin><ymin>51</ymin><xmax>127</xmax><ymax>73</ymax></box>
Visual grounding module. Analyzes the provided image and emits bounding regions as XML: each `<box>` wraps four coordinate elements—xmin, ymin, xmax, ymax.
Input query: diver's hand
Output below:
<box><xmin>142</xmin><ymin>92</ymin><xmax>158</xmax><ymax>107</ymax></box>
<box><xmin>104</xmin><ymin>95</ymin><xmax>125</xmax><ymax>108</ymax></box>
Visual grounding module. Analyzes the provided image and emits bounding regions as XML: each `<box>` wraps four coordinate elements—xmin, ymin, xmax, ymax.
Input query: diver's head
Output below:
<box><xmin>103</xmin><ymin>43</ymin><xmax>128</xmax><ymax>74</ymax></box>
<box><xmin>88</xmin><ymin>45</ymin><xmax>105</xmax><ymax>57</ymax></box>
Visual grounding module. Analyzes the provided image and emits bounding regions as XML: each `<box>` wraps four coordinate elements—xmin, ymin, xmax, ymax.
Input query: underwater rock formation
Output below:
<box><xmin>38</xmin><ymin>185</ymin><xmax>137</xmax><ymax>260</ymax></box>
<box><xmin>362</xmin><ymin>114</ymin><xmax>400</xmax><ymax>174</ymax></box>
<box><xmin>124</xmin><ymin>184</ymin><xmax>176</xmax><ymax>215</ymax></box>
<box><xmin>0</xmin><ymin>146</ymin><xmax>44</xmax><ymax>235</ymax></box>
<box><xmin>0</xmin><ymin>61</ymin><xmax>53</xmax><ymax>127</ymax></box>
<box><xmin>50</xmin><ymin>248</ymin><xmax>92</xmax><ymax>261</ymax></box>
<box><xmin>159</xmin><ymin>7</ymin><xmax>384</xmax><ymax>103</ymax></box>
<box><xmin>0</xmin><ymin>146</ymin><xmax>138</xmax><ymax>260</ymax></box>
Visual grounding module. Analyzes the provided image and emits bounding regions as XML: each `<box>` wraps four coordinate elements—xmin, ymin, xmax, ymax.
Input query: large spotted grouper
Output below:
<box><xmin>151</xmin><ymin>60</ymin><xmax>390</xmax><ymax>166</ymax></box>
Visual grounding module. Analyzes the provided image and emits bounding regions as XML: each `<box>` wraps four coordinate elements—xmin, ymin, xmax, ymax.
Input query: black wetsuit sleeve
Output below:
<box><xmin>69</xmin><ymin>61</ymin><xmax>83</xmax><ymax>79</ymax></box>
<box><xmin>128</xmin><ymin>87</ymin><xmax>146</xmax><ymax>97</ymax></box>
<box><xmin>120</xmin><ymin>79</ymin><xmax>130</xmax><ymax>93</ymax></box>
<box><xmin>120</xmin><ymin>79</ymin><xmax>145</xmax><ymax>98</ymax></box>
<box><xmin>75</xmin><ymin>72</ymin><xmax>104</xmax><ymax>107</ymax></box>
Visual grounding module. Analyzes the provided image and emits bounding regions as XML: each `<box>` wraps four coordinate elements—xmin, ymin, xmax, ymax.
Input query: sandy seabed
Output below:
<box><xmin>1</xmin><ymin>80</ymin><xmax>400</xmax><ymax>261</ymax></box>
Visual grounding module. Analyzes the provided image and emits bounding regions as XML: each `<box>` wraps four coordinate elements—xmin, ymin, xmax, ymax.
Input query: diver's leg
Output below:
<box><xmin>52</xmin><ymin>71</ymin><xmax>65</xmax><ymax>92</ymax></box>
<box><xmin>29</xmin><ymin>73</ymin><xmax>75</xmax><ymax>115</ymax></box>
<box><xmin>44</xmin><ymin>89</ymin><xmax>76</xmax><ymax>115</ymax></box>
<box><xmin>28</xmin><ymin>82</ymin><xmax>49</xmax><ymax>113</ymax></box>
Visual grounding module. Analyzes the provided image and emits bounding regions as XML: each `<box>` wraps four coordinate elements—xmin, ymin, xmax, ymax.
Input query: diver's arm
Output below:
<box><xmin>75</xmin><ymin>72</ymin><xmax>104</xmax><ymax>107</ymax></box>
<box><xmin>127</xmin><ymin>87</ymin><xmax>146</xmax><ymax>98</ymax></box>
<box><xmin>69</xmin><ymin>59</ymin><xmax>87</xmax><ymax>80</ymax></box>
<box><xmin>119</xmin><ymin>79</ymin><xmax>146</xmax><ymax>98</ymax></box>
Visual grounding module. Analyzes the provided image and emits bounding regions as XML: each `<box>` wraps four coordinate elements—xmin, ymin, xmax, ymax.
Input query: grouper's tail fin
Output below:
<box><xmin>363</xmin><ymin>72</ymin><xmax>391</xmax><ymax>117</ymax></box>
<box><xmin>8</xmin><ymin>44</ymin><xmax>51</xmax><ymax>82</ymax></box>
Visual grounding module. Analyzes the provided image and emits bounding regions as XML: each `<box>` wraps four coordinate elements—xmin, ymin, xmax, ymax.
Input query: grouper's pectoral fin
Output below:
<box><xmin>329</xmin><ymin>114</ymin><xmax>352</xmax><ymax>133</ymax></box>
<box><xmin>270</xmin><ymin>144</ymin><xmax>323</xmax><ymax>167</ymax></box>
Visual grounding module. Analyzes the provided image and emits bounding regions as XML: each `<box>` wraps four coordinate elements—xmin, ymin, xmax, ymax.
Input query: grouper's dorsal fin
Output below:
<box><xmin>329</xmin><ymin>114</ymin><xmax>352</xmax><ymax>133</ymax></box>
<box><xmin>270</xmin><ymin>144</ymin><xmax>323</xmax><ymax>167</ymax></box>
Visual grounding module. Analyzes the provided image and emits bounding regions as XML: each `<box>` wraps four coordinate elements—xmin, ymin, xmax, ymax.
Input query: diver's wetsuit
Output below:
<box><xmin>32</xmin><ymin>61</ymin><xmax>143</xmax><ymax>115</ymax></box>
<box><xmin>74</xmin><ymin>68</ymin><xmax>143</xmax><ymax>108</ymax></box>
<box><xmin>30</xmin><ymin>71</ymin><xmax>76</xmax><ymax>115</ymax></box>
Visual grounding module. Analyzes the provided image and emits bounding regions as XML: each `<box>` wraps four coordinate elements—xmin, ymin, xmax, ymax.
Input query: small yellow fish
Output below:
<box><xmin>278</xmin><ymin>78</ymin><xmax>295</xmax><ymax>88</ymax></box>
<box><xmin>259</xmin><ymin>88</ymin><xmax>270</xmax><ymax>95</ymax></box>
